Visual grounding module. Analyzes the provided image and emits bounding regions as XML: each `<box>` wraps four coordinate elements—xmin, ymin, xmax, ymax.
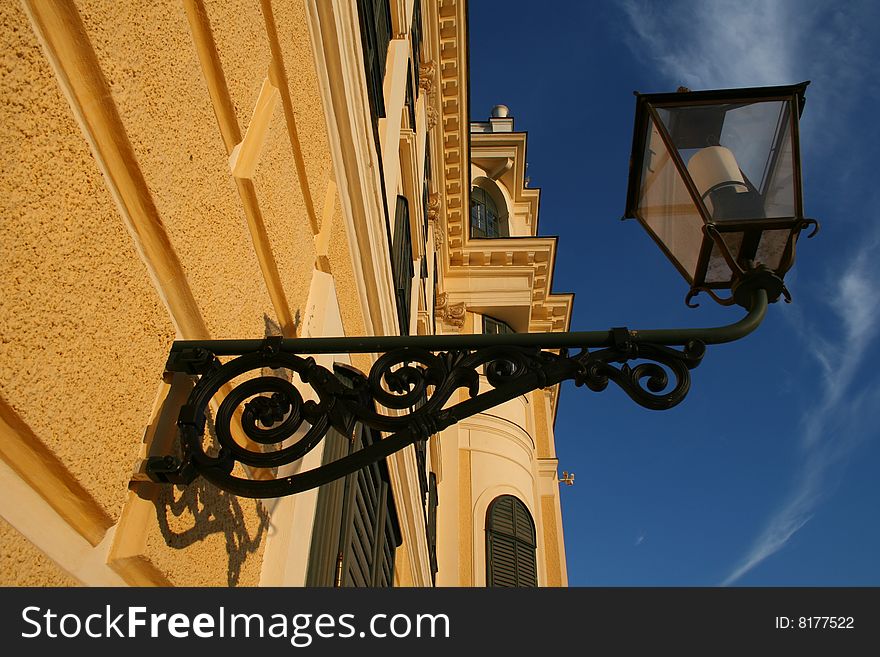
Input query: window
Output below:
<box><xmin>470</xmin><ymin>186</ymin><xmax>507</xmax><ymax>238</ymax></box>
<box><xmin>392</xmin><ymin>196</ymin><xmax>414</xmax><ymax>336</ymax></box>
<box><xmin>486</xmin><ymin>495</ymin><xmax>537</xmax><ymax>587</ymax></box>
<box><xmin>427</xmin><ymin>472</ymin><xmax>438</xmax><ymax>583</ymax></box>
<box><xmin>357</xmin><ymin>0</ymin><xmax>392</xmax><ymax>129</ymax></box>
<box><xmin>306</xmin><ymin>365</ymin><xmax>402</xmax><ymax>587</ymax></box>
<box><xmin>356</xmin><ymin>0</ymin><xmax>391</xmax><ymax>235</ymax></box>
<box><xmin>404</xmin><ymin>61</ymin><xmax>416</xmax><ymax>130</ymax></box>
<box><xmin>483</xmin><ymin>315</ymin><xmax>514</xmax><ymax>335</ymax></box>
<box><xmin>411</xmin><ymin>0</ymin><xmax>422</xmax><ymax>76</ymax></box>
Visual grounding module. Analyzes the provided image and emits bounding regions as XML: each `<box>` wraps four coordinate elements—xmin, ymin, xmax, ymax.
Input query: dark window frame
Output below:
<box><xmin>404</xmin><ymin>61</ymin><xmax>417</xmax><ymax>131</ymax></box>
<box><xmin>470</xmin><ymin>186</ymin><xmax>508</xmax><ymax>238</ymax></box>
<box><xmin>483</xmin><ymin>315</ymin><xmax>515</xmax><ymax>336</ymax></box>
<box><xmin>357</xmin><ymin>0</ymin><xmax>392</xmax><ymax>129</ymax></box>
<box><xmin>392</xmin><ymin>196</ymin><xmax>415</xmax><ymax>336</ymax></box>
<box><xmin>411</xmin><ymin>0</ymin><xmax>422</xmax><ymax>81</ymax></box>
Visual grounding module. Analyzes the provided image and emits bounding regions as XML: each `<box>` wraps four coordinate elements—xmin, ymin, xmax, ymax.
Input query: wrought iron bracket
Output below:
<box><xmin>143</xmin><ymin>287</ymin><xmax>771</xmax><ymax>498</ymax></box>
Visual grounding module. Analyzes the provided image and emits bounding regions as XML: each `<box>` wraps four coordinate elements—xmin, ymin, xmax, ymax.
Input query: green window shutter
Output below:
<box><xmin>306</xmin><ymin>364</ymin><xmax>401</xmax><ymax>587</ymax></box>
<box><xmin>486</xmin><ymin>495</ymin><xmax>537</xmax><ymax>587</ymax></box>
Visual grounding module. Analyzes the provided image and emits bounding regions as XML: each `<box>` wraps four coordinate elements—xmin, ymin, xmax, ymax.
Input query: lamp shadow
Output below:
<box><xmin>153</xmin><ymin>480</ymin><xmax>270</xmax><ymax>586</ymax></box>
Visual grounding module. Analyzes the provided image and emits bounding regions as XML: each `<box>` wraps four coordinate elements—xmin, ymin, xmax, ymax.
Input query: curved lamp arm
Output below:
<box><xmin>144</xmin><ymin>288</ymin><xmax>770</xmax><ymax>498</ymax></box>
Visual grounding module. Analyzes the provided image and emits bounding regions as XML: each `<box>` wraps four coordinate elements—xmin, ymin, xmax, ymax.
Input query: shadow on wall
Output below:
<box><xmin>153</xmin><ymin>480</ymin><xmax>270</xmax><ymax>586</ymax></box>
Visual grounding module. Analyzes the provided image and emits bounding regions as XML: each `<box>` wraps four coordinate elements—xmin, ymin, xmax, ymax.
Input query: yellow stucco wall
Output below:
<box><xmin>0</xmin><ymin>0</ymin><xmax>341</xmax><ymax>586</ymax></box>
<box><xmin>142</xmin><ymin>480</ymin><xmax>268</xmax><ymax>587</ymax></box>
<box><xmin>531</xmin><ymin>390</ymin><xmax>552</xmax><ymax>458</ymax></box>
<box><xmin>0</xmin><ymin>0</ymin><xmax>175</xmax><ymax>521</ymax></box>
<box><xmin>2</xmin><ymin>0</ymin><xmax>561</xmax><ymax>590</ymax></box>
<box><xmin>270</xmin><ymin>0</ymin><xmax>334</xmax><ymax>226</ymax></box>
<box><xmin>541</xmin><ymin>495</ymin><xmax>562</xmax><ymax>587</ymax></box>
<box><xmin>327</xmin><ymin>194</ymin><xmax>369</xmax><ymax>341</ymax></box>
<box><xmin>78</xmin><ymin>0</ymin><xmax>276</xmax><ymax>339</ymax></box>
<box><xmin>0</xmin><ymin>518</ymin><xmax>79</xmax><ymax>587</ymax></box>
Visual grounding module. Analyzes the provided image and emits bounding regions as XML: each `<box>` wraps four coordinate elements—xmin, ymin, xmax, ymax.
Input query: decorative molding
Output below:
<box><xmin>427</xmin><ymin>192</ymin><xmax>441</xmax><ymax>219</ymax></box>
<box><xmin>23</xmin><ymin>0</ymin><xmax>210</xmax><ymax>341</ymax></box>
<box><xmin>228</xmin><ymin>75</ymin><xmax>280</xmax><ymax>179</ymax></box>
<box><xmin>435</xmin><ymin>0</ymin><xmax>470</xmax><ymax>263</ymax></box>
<box><xmin>432</xmin><ymin>220</ymin><xmax>444</xmax><ymax>247</ymax></box>
<box><xmin>426</xmin><ymin>103</ymin><xmax>438</xmax><ymax>129</ymax></box>
<box><xmin>185</xmin><ymin>0</ymin><xmax>297</xmax><ymax>337</ymax></box>
<box><xmin>0</xmin><ymin>397</ymin><xmax>113</xmax><ymax>548</ymax></box>
<box><xmin>418</xmin><ymin>61</ymin><xmax>436</xmax><ymax>95</ymax></box>
<box><xmin>434</xmin><ymin>292</ymin><xmax>465</xmax><ymax>330</ymax></box>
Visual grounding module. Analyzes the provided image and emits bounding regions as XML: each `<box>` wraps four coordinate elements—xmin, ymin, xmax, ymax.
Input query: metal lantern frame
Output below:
<box><xmin>624</xmin><ymin>82</ymin><xmax>819</xmax><ymax>307</ymax></box>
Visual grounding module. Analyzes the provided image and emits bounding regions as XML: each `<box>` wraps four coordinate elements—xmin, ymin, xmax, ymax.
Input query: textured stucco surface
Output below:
<box><xmin>531</xmin><ymin>390</ymin><xmax>551</xmax><ymax>458</ymax></box>
<box><xmin>0</xmin><ymin>1</ymin><xmax>174</xmax><ymax>520</ymax></box>
<box><xmin>143</xmin><ymin>475</ymin><xmax>268</xmax><ymax>586</ymax></box>
<box><xmin>327</xmin><ymin>194</ymin><xmax>369</xmax><ymax>340</ymax></box>
<box><xmin>541</xmin><ymin>495</ymin><xmax>562</xmax><ymax>587</ymax></box>
<box><xmin>1</xmin><ymin>0</ymin><xmax>427</xmax><ymax>588</ymax></box>
<box><xmin>252</xmin><ymin>105</ymin><xmax>317</xmax><ymax>328</ymax></box>
<box><xmin>0</xmin><ymin>517</ymin><xmax>79</xmax><ymax>587</ymax></box>
<box><xmin>271</xmin><ymin>0</ymin><xmax>334</xmax><ymax>223</ymax></box>
<box><xmin>204</xmin><ymin>0</ymin><xmax>271</xmax><ymax>138</ymax></box>
<box><xmin>78</xmin><ymin>0</ymin><xmax>275</xmax><ymax>340</ymax></box>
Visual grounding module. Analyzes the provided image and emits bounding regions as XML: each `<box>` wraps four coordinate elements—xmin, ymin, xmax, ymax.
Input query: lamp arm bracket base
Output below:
<box><xmin>686</xmin><ymin>266</ymin><xmax>790</xmax><ymax>309</ymax></box>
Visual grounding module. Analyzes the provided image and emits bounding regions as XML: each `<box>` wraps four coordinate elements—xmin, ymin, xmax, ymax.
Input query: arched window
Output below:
<box><xmin>486</xmin><ymin>495</ymin><xmax>537</xmax><ymax>587</ymax></box>
<box><xmin>470</xmin><ymin>186</ymin><xmax>508</xmax><ymax>238</ymax></box>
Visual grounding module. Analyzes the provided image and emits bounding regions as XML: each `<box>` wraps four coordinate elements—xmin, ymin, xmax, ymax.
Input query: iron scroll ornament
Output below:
<box><xmin>145</xmin><ymin>287</ymin><xmax>770</xmax><ymax>499</ymax></box>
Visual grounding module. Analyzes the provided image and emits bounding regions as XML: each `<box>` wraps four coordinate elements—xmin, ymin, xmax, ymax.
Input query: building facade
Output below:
<box><xmin>0</xmin><ymin>0</ymin><xmax>571</xmax><ymax>587</ymax></box>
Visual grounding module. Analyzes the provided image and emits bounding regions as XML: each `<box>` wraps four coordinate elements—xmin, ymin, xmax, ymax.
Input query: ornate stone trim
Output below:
<box><xmin>418</xmin><ymin>61</ymin><xmax>436</xmax><ymax>95</ymax></box>
<box><xmin>434</xmin><ymin>292</ymin><xmax>465</xmax><ymax>330</ymax></box>
<box><xmin>427</xmin><ymin>192</ymin><xmax>440</xmax><ymax>222</ymax></box>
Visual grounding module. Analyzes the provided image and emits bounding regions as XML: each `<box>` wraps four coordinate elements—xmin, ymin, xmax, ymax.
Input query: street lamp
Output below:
<box><xmin>625</xmin><ymin>82</ymin><xmax>818</xmax><ymax>308</ymax></box>
<box><xmin>144</xmin><ymin>83</ymin><xmax>818</xmax><ymax>499</ymax></box>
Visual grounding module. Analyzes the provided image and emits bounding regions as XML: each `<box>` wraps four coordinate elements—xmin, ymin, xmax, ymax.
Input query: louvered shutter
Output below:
<box><xmin>486</xmin><ymin>496</ymin><xmax>537</xmax><ymax>587</ymax></box>
<box><xmin>306</xmin><ymin>365</ymin><xmax>401</xmax><ymax>587</ymax></box>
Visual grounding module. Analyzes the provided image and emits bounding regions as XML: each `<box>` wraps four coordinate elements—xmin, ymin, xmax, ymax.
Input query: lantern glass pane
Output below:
<box><xmin>755</xmin><ymin>228</ymin><xmax>793</xmax><ymax>272</ymax></box>
<box><xmin>636</xmin><ymin>116</ymin><xmax>705</xmax><ymax>280</ymax></box>
<box><xmin>705</xmin><ymin>232</ymin><xmax>744</xmax><ymax>284</ymax></box>
<box><xmin>657</xmin><ymin>100</ymin><xmax>796</xmax><ymax>221</ymax></box>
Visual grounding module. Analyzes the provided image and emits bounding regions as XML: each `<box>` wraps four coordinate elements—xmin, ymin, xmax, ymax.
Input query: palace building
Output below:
<box><xmin>0</xmin><ymin>0</ymin><xmax>572</xmax><ymax>587</ymax></box>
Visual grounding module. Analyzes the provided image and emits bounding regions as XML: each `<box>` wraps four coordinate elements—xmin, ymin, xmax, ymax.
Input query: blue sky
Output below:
<box><xmin>467</xmin><ymin>0</ymin><xmax>880</xmax><ymax>585</ymax></box>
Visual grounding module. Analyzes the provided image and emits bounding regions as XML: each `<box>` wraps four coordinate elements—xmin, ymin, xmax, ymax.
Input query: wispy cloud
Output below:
<box><xmin>619</xmin><ymin>0</ymin><xmax>880</xmax><ymax>584</ymax></box>
<box><xmin>620</xmin><ymin>0</ymin><xmax>795</xmax><ymax>89</ymax></box>
<box><xmin>635</xmin><ymin>532</ymin><xmax>646</xmax><ymax>547</ymax></box>
<box><xmin>618</xmin><ymin>0</ymin><xmax>880</xmax><ymax>155</ymax></box>
<box><xmin>721</xmin><ymin>235</ymin><xmax>880</xmax><ymax>585</ymax></box>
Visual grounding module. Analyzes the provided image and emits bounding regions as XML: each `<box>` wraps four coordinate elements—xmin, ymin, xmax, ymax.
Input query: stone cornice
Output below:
<box><xmin>444</xmin><ymin>236</ymin><xmax>573</xmax><ymax>334</ymax></box>
<box><xmin>434</xmin><ymin>0</ymin><xmax>469</xmax><ymax>287</ymax></box>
